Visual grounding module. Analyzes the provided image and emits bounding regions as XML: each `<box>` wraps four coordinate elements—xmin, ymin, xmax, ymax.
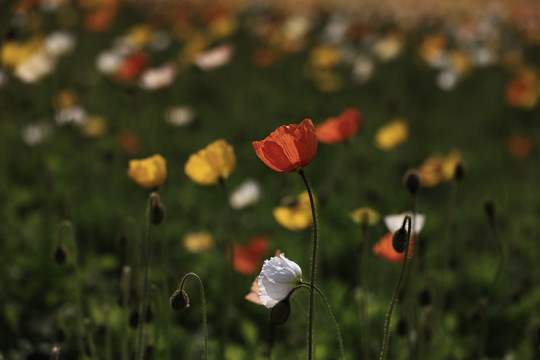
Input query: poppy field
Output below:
<box><xmin>2</xmin><ymin>1</ymin><xmax>540</xmax><ymax>359</ymax></box>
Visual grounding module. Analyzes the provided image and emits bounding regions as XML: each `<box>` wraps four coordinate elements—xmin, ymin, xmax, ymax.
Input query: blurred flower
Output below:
<box><xmin>352</xmin><ymin>55</ymin><xmax>374</xmax><ymax>84</ymax></box>
<box><xmin>283</xmin><ymin>15</ymin><xmax>311</xmax><ymax>42</ymax></box>
<box><xmin>311</xmin><ymin>69</ymin><xmax>343</xmax><ymax>92</ymax></box>
<box><xmin>309</xmin><ymin>45</ymin><xmax>341</xmax><ymax>69</ymax></box>
<box><xmin>437</xmin><ymin>70</ymin><xmax>458</xmax><ymax>91</ymax></box>
<box><xmin>194</xmin><ymin>43</ymin><xmax>234</xmax><ymax>71</ymax></box>
<box><xmin>185</xmin><ymin>139</ymin><xmax>236</xmax><ymax>185</ymax></box>
<box><xmin>208</xmin><ymin>16</ymin><xmax>238</xmax><ymax>40</ymax></box>
<box><xmin>508</xmin><ymin>135</ymin><xmax>533</xmax><ymax>158</ymax></box>
<box><xmin>165</xmin><ymin>106</ymin><xmax>195</xmax><ymax>127</ymax></box>
<box><xmin>149</xmin><ymin>30</ymin><xmax>172</xmax><ymax>52</ymax></box>
<box><xmin>114</xmin><ymin>52</ymin><xmax>148</xmax><ymax>82</ymax></box>
<box><xmin>253</xmin><ymin>118</ymin><xmax>318</xmax><ymax>173</ymax></box>
<box><xmin>316</xmin><ymin>107</ymin><xmax>361</xmax><ymax>144</ymax></box>
<box><xmin>139</xmin><ymin>62</ymin><xmax>177</xmax><ymax>90</ymax></box>
<box><xmin>374</xmin><ymin>118</ymin><xmax>409</xmax><ymax>150</ymax></box>
<box><xmin>183</xmin><ymin>231</ymin><xmax>214</xmax><ymax>253</ymax></box>
<box><xmin>506</xmin><ymin>68</ymin><xmax>540</xmax><ymax>109</ymax></box>
<box><xmin>373</xmin><ymin>33</ymin><xmax>403</xmax><ymax>62</ymax></box>
<box><xmin>81</xmin><ymin>115</ymin><xmax>108</xmax><ymax>137</ymax></box>
<box><xmin>126</xmin><ymin>25</ymin><xmax>153</xmax><ymax>49</ymax></box>
<box><xmin>229</xmin><ymin>235</ymin><xmax>269</xmax><ymax>275</ymax></box>
<box><xmin>449</xmin><ymin>50</ymin><xmax>471</xmax><ymax>75</ymax></box>
<box><xmin>43</xmin><ymin>31</ymin><xmax>75</xmax><ymax>57</ymax></box>
<box><xmin>229</xmin><ymin>179</ymin><xmax>261</xmax><ymax>210</ymax></box>
<box><xmin>273</xmin><ymin>191</ymin><xmax>313</xmax><ymax>231</ymax></box>
<box><xmin>14</xmin><ymin>50</ymin><xmax>55</xmax><ymax>83</ymax></box>
<box><xmin>258</xmin><ymin>253</ymin><xmax>302</xmax><ymax>308</ymax></box>
<box><xmin>55</xmin><ymin>105</ymin><xmax>87</xmax><ymax>126</ymax></box>
<box><xmin>117</xmin><ymin>130</ymin><xmax>140</xmax><ymax>155</ymax></box>
<box><xmin>384</xmin><ymin>213</ymin><xmax>425</xmax><ymax>234</ymax></box>
<box><xmin>419</xmin><ymin>35</ymin><xmax>447</xmax><ymax>67</ymax></box>
<box><xmin>472</xmin><ymin>46</ymin><xmax>497</xmax><ymax>67</ymax></box>
<box><xmin>415</xmin><ymin>150</ymin><xmax>462</xmax><ymax>187</ymax></box>
<box><xmin>349</xmin><ymin>207</ymin><xmax>380</xmax><ymax>226</ymax></box>
<box><xmin>373</xmin><ymin>232</ymin><xmax>412</xmax><ymax>263</ymax></box>
<box><xmin>21</xmin><ymin>121</ymin><xmax>52</xmax><ymax>146</ymax></box>
<box><xmin>127</xmin><ymin>154</ymin><xmax>167</xmax><ymax>189</ymax></box>
<box><xmin>96</xmin><ymin>50</ymin><xmax>123</xmax><ymax>75</ymax></box>
<box><xmin>52</xmin><ymin>89</ymin><xmax>78</xmax><ymax>110</ymax></box>
<box><xmin>251</xmin><ymin>47</ymin><xmax>277</xmax><ymax>68</ymax></box>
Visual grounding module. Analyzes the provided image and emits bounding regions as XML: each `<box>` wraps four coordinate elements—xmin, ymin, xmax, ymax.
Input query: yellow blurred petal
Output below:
<box><xmin>442</xmin><ymin>150</ymin><xmax>462</xmax><ymax>180</ymax></box>
<box><xmin>127</xmin><ymin>154</ymin><xmax>167</xmax><ymax>189</ymax></box>
<box><xmin>127</xmin><ymin>24</ymin><xmax>153</xmax><ymax>48</ymax></box>
<box><xmin>349</xmin><ymin>207</ymin><xmax>380</xmax><ymax>226</ymax></box>
<box><xmin>310</xmin><ymin>45</ymin><xmax>341</xmax><ymax>69</ymax></box>
<box><xmin>273</xmin><ymin>191</ymin><xmax>313</xmax><ymax>231</ymax></box>
<box><xmin>185</xmin><ymin>139</ymin><xmax>236</xmax><ymax>186</ymax></box>
<box><xmin>183</xmin><ymin>231</ymin><xmax>214</xmax><ymax>253</ymax></box>
<box><xmin>374</xmin><ymin>118</ymin><xmax>409</xmax><ymax>151</ymax></box>
<box><xmin>81</xmin><ymin>116</ymin><xmax>108</xmax><ymax>137</ymax></box>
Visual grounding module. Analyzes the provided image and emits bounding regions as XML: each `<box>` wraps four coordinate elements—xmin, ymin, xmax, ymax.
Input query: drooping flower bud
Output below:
<box><xmin>270</xmin><ymin>298</ymin><xmax>291</xmax><ymax>326</ymax></box>
<box><xmin>403</xmin><ymin>170</ymin><xmax>420</xmax><ymax>196</ymax></box>
<box><xmin>169</xmin><ymin>289</ymin><xmax>190</xmax><ymax>311</ymax></box>
<box><xmin>53</xmin><ymin>245</ymin><xmax>68</xmax><ymax>264</ymax></box>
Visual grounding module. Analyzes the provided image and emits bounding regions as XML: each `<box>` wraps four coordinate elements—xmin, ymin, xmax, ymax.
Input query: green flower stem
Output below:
<box><xmin>136</xmin><ymin>193</ymin><xmax>158</xmax><ymax>360</ymax></box>
<box><xmin>358</xmin><ymin>222</ymin><xmax>370</xmax><ymax>360</ymax></box>
<box><xmin>379</xmin><ymin>214</ymin><xmax>412</xmax><ymax>360</ymax></box>
<box><xmin>57</xmin><ymin>221</ymin><xmax>86</xmax><ymax>360</ymax></box>
<box><xmin>487</xmin><ymin>213</ymin><xmax>505</xmax><ymax>299</ymax></box>
<box><xmin>298</xmin><ymin>169</ymin><xmax>318</xmax><ymax>360</ymax></box>
<box><xmin>297</xmin><ymin>283</ymin><xmax>345</xmax><ymax>360</ymax></box>
<box><xmin>179</xmin><ymin>273</ymin><xmax>208</xmax><ymax>360</ymax></box>
<box><xmin>120</xmin><ymin>266</ymin><xmax>131</xmax><ymax>360</ymax></box>
<box><xmin>219</xmin><ymin>177</ymin><xmax>235</xmax><ymax>360</ymax></box>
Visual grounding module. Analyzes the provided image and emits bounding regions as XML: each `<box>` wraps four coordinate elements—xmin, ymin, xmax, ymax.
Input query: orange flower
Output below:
<box><xmin>315</xmin><ymin>108</ymin><xmax>361</xmax><ymax>144</ymax></box>
<box><xmin>114</xmin><ymin>52</ymin><xmax>148</xmax><ymax>82</ymax></box>
<box><xmin>508</xmin><ymin>135</ymin><xmax>533</xmax><ymax>158</ymax></box>
<box><xmin>229</xmin><ymin>235</ymin><xmax>269</xmax><ymax>275</ymax></box>
<box><xmin>252</xmin><ymin>119</ymin><xmax>318</xmax><ymax>173</ymax></box>
<box><xmin>373</xmin><ymin>232</ymin><xmax>413</xmax><ymax>264</ymax></box>
<box><xmin>506</xmin><ymin>68</ymin><xmax>540</xmax><ymax>109</ymax></box>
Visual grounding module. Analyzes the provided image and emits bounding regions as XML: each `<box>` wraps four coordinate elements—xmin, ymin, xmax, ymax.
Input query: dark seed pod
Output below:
<box><xmin>149</xmin><ymin>200</ymin><xmax>165</xmax><ymax>225</ymax></box>
<box><xmin>403</xmin><ymin>170</ymin><xmax>421</xmax><ymax>196</ymax></box>
<box><xmin>53</xmin><ymin>245</ymin><xmax>68</xmax><ymax>264</ymax></box>
<box><xmin>145</xmin><ymin>304</ymin><xmax>154</xmax><ymax>323</ymax></box>
<box><xmin>55</xmin><ymin>327</ymin><xmax>67</xmax><ymax>343</ymax></box>
<box><xmin>454</xmin><ymin>161</ymin><xmax>466</xmax><ymax>181</ymax></box>
<box><xmin>270</xmin><ymin>298</ymin><xmax>291</xmax><ymax>326</ymax></box>
<box><xmin>397</xmin><ymin>317</ymin><xmax>408</xmax><ymax>337</ymax></box>
<box><xmin>392</xmin><ymin>227</ymin><xmax>408</xmax><ymax>253</ymax></box>
<box><xmin>169</xmin><ymin>289</ymin><xmax>189</xmax><ymax>311</ymax></box>
<box><xmin>129</xmin><ymin>310</ymin><xmax>139</xmax><ymax>328</ymax></box>
<box><xmin>418</xmin><ymin>288</ymin><xmax>432</xmax><ymax>307</ymax></box>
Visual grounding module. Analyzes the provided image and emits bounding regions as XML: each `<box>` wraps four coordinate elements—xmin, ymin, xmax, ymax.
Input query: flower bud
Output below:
<box><xmin>148</xmin><ymin>195</ymin><xmax>165</xmax><ymax>225</ymax></box>
<box><xmin>397</xmin><ymin>317</ymin><xmax>408</xmax><ymax>337</ymax></box>
<box><xmin>270</xmin><ymin>298</ymin><xmax>291</xmax><ymax>326</ymax></box>
<box><xmin>454</xmin><ymin>161</ymin><xmax>466</xmax><ymax>181</ymax></box>
<box><xmin>53</xmin><ymin>245</ymin><xmax>68</xmax><ymax>264</ymax></box>
<box><xmin>392</xmin><ymin>226</ymin><xmax>408</xmax><ymax>253</ymax></box>
<box><xmin>169</xmin><ymin>289</ymin><xmax>190</xmax><ymax>311</ymax></box>
<box><xmin>484</xmin><ymin>200</ymin><xmax>495</xmax><ymax>221</ymax></box>
<box><xmin>403</xmin><ymin>170</ymin><xmax>420</xmax><ymax>196</ymax></box>
<box><xmin>129</xmin><ymin>310</ymin><xmax>139</xmax><ymax>328</ymax></box>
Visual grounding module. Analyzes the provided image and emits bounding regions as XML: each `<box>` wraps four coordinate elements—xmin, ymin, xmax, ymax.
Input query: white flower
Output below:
<box><xmin>96</xmin><ymin>51</ymin><xmax>123</xmax><ymax>75</ymax></box>
<box><xmin>55</xmin><ymin>106</ymin><xmax>87</xmax><ymax>126</ymax></box>
<box><xmin>21</xmin><ymin>121</ymin><xmax>52</xmax><ymax>146</ymax></box>
<box><xmin>165</xmin><ymin>106</ymin><xmax>195</xmax><ymax>127</ymax></box>
<box><xmin>352</xmin><ymin>55</ymin><xmax>374</xmax><ymax>84</ymax></box>
<box><xmin>139</xmin><ymin>63</ymin><xmax>177</xmax><ymax>90</ymax></box>
<box><xmin>14</xmin><ymin>50</ymin><xmax>55</xmax><ymax>83</ymax></box>
<box><xmin>437</xmin><ymin>70</ymin><xmax>458</xmax><ymax>91</ymax></box>
<box><xmin>194</xmin><ymin>43</ymin><xmax>234</xmax><ymax>71</ymax></box>
<box><xmin>258</xmin><ymin>254</ymin><xmax>302</xmax><ymax>309</ymax></box>
<box><xmin>384</xmin><ymin>213</ymin><xmax>425</xmax><ymax>235</ymax></box>
<box><xmin>229</xmin><ymin>179</ymin><xmax>261</xmax><ymax>210</ymax></box>
<box><xmin>44</xmin><ymin>31</ymin><xmax>76</xmax><ymax>57</ymax></box>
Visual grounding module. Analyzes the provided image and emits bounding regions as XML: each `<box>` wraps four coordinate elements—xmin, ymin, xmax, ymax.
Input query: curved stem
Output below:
<box><xmin>136</xmin><ymin>193</ymin><xmax>158</xmax><ymax>360</ymax></box>
<box><xmin>379</xmin><ymin>214</ymin><xmax>412</xmax><ymax>360</ymax></box>
<box><xmin>179</xmin><ymin>272</ymin><xmax>208</xmax><ymax>360</ymax></box>
<box><xmin>487</xmin><ymin>215</ymin><xmax>505</xmax><ymax>299</ymax></box>
<box><xmin>297</xmin><ymin>283</ymin><xmax>345</xmax><ymax>360</ymax></box>
<box><xmin>299</xmin><ymin>169</ymin><xmax>319</xmax><ymax>360</ymax></box>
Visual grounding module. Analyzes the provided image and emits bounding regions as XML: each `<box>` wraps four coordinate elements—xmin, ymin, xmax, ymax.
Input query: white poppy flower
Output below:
<box><xmin>437</xmin><ymin>70</ymin><xmax>458</xmax><ymax>91</ymax></box>
<box><xmin>139</xmin><ymin>63</ymin><xmax>177</xmax><ymax>90</ymax></box>
<box><xmin>55</xmin><ymin>106</ymin><xmax>87</xmax><ymax>126</ymax></box>
<box><xmin>165</xmin><ymin>106</ymin><xmax>195</xmax><ymax>127</ymax></box>
<box><xmin>384</xmin><ymin>213</ymin><xmax>425</xmax><ymax>235</ymax></box>
<box><xmin>21</xmin><ymin>121</ymin><xmax>52</xmax><ymax>146</ymax></box>
<box><xmin>258</xmin><ymin>254</ymin><xmax>302</xmax><ymax>309</ymax></box>
<box><xmin>44</xmin><ymin>31</ymin><xmax>76</xmax><ymax>57</ymax></box>
<box><xmin>352</xmin><ymin>55</ymin><xmax>374</xmax><ymax>84</ymax></box>
<box><xmin>14</xmin><ymin>50</ymin><xmax>55</xmax><ymax>83</ymax></box>
<box><xmin>229</xmin><ymin>179</ymin><xmax>261</xmax><ymax>210</ymax></box>
<box><xmin>194</xmin><ymin>43</ymin><xmax>234</xmax><ymax>71</ymax></box>
<box><xmin>96</xmin><ymin>51</ymin><xmax>123</xmax><ymax>75</ymax></box>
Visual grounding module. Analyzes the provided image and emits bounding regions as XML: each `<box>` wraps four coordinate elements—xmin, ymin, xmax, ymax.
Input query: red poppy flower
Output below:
<box><xmin>373</xmin><ymin>232</ymin><xmax>414</xmax><ymax>263</ymax></box>
<box><xmin>228</xmin><ymin>235</ymin><xmax>269</xmax><ymax>275</ymax></box>
<box><xmin>315</xmin><ymin>108</ymin><xmax>361</xmax><ymax>144</ymax></box>
<box><xmin>115</xmin><ymin>52</ymin><xmax>148</xmax><ymax>82</ymax></box>
<box><xmin>252</xmin><ymin>119</ymin><xmax>318</xmax><ymax>173</ymax></box>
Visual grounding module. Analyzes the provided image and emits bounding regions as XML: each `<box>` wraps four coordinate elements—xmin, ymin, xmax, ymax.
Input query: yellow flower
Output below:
<box><xmin>374</xmin><ymin>118</ymin><xmax>409</xmax><ymax>150</ymax></box>
<box><xmin>127</xmin><ymin>154</ymin><xmax>167</xmax><ymax>189</ymax></box>
<box><xmin>184</xmin><ymin>139</ymin><xmax>236</xmax><ymax>185</ymax></box>
<box><xmin>81</xmin><ymin>116</ymin><xmax>108</xmax><ymax>137</ymax></box>
<box><xmin>273</xmin><ymin>191</ymin><xmax>313</xmax><ymax>231</ymax></box>
<box><xmin>309</xmin><ymin>45</ymin><xmax>341</xmax><ymax>69</ymax></box>
<box><xmin>349</xmin><ymin>207</ymin><xmax>380</xmax><ymax>226</ymax></box>
<box><xmin>208</xmin><ymin>16</ymin><xmax>238</xmax><ymax>40</ymax></box>
<box><xmin>183</xmin><ymin>231</ymin><xmax>214</xmax><ymax>253</ymax></box>
<box><xmin>126</xmin><ymin>25</ymin><xmax>153</xmax><ymax>48</ymax></box>
<box><xmin>416</xmin><ymin>150</ymin><xmax>462</xmax><ymax>187</ymax></box>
